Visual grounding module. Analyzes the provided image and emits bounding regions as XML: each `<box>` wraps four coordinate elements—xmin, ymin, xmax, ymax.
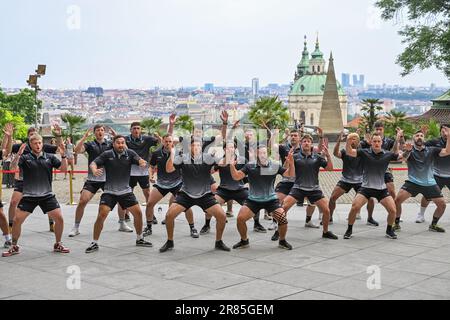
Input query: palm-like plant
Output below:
<box><xmin>248</xmin><ymin>96</ymin><xmax>289</xmax><ymax>130</ymax></box>
<box><xmin>61</xmin><ymin>114</ymin><xmax>86</xmax><ymax>142</ymax></box>
<box><xmin>385</xmin><ymin>110</ymin><xmax>415</xmax><ymax>139</ymax></box>
<box><xmin>175</xmin><ymin>115</ymin><xmax>194</xmax><ymax>133</ymax></box>
<box><xmin>141</xmin><ymin>118</ymin><xmax>163</xmax><ymax>135</ymax></box>
<box><xmin>360</xmin><ymin>98</ymin><xmax>383</xmax><ymax>132</ymax></box>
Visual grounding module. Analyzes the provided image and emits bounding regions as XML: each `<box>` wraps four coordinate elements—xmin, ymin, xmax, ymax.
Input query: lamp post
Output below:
<box><xmin>26</xmin><ymin>64</ymin><xmax>46</xmax><ymax>129</ymax></box>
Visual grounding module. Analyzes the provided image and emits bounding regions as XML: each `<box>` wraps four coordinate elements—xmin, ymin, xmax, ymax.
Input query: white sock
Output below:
<box><xmin>4</xmin><ymin>234</ymin><xmax>12</xmax><ymax>242</ymax></box>
<box><xmin>137</xmin><ymin>234</ymin><xmax>143</xmax><ymax>240</ymax></box>
<box><xmin>419</xmin><ymin>207</ymin><xmax>427</xmax><ymax>215</ymax></box>
<box><xmin>74</xmin><ymin>223</ymin><xmax>80</xmax><ymax>228</ymax></box>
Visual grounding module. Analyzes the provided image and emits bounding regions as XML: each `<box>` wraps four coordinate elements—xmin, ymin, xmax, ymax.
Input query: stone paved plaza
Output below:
<box><xmin>1</xmin><ymin>203</ymin><xmax>450</xmax><ymax>300</ymax></box>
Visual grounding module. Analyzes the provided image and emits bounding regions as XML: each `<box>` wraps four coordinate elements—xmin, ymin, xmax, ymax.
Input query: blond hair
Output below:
<box><xmin>29</xmin><ymin>133</ymin><xmax>43</xmax><ymax>143</ymax></box>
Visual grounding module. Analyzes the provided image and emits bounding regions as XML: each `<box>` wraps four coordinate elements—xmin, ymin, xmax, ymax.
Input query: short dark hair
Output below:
<box><xmin>374</xmin><ymin>121</ymin><xmax>384</xmax><ymax>128</ymax></box>
<box><xmin>371</xmin><ymin>132</ymin><xmax>382</xmax><ymax>139</ymax></box>
<box><xmin>93</xmin><ymin>124</ymin><xmax>104</xmax><ymax>131</ymax></box>
<box><xmin>130</xmin><ymin>122</ymin><xmax>141</xmax><ymax>129</ymax></box>
<box><xmin>290</xmin><ymin>129</ymin><xmax>299</xmax><ymax>134</ymax></box>
<box><xmin>162</xmin><ymin>133</ymin><xmax>172</xmax><ymax>139</ymax></box>
<box><xmin>440</xmin><ymin>124</ymin><xmax>450</xmax><ymax>130</ymax></box>
<box><xmin>27</xmin><ymin>127</ymin><xmax>37</xmax><ymax>135</ymax></box>
<box><xmin>113</xmin><ymin>135</ymin><xmax>126</xmax><ymax>142</ymax></box>
<box><xmin>301</xmin><ymin>134</ymin><xmax>313</xmax><ymax>142</ymax></box>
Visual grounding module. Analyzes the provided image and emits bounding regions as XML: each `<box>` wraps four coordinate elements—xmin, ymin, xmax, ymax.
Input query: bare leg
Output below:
<box><xmin>146</xmin><ymin>188</ymin><xmax>164</xmax><ymax>223</ymax></box>
<box><xmin>315</xmin><ymin>198</ymin><xmax>331</xmax><ymax>233</ymax></box>
<box><xmin>11</xmin><ymin>209</ymin><xmax>30</xmax><ymax>244</ymax></box>
<box><xmin>205</xmin><ymin>204</ymin><xmax>227</xmax><ymax>241</ymax></box>
<box><xmin>165</xmin><ymin>203</ymin><xmax>188</xmax><ymax>241</ymax></box>
<box><xmin>127</xmin><ymin>204</ymin><xmax>144</xmax><ymax>236</ymax></box>
<box><xmin>236</xmin><ymin>206</ymin><xmax>254</xmax><ymax>241</ymax></box>
<box><xmin>379</xmin><ymin>196</ymin><xmax>397</xmax><ymax>226</ymax></box>
<box><xmin>93</xmin><ymin>205</ymin><xmax>111</xmax><ymax>241</ymax></box>
<box><xmin>395</xmin><ymin>189</ymin><xmax>411</xmax><ymax>220</ymax></box>
<box><xmin>8</xmin><ymin>191</ymin><xmax>22</xmax><ymax>227</ymax></box>
<box><xmin>74</xmin><ymin>190</ymin><xmax>95</xmax><ymax>225</ymax></box>
<box><xmin>47</xmin><ymin>209</ymin><xmax>64</xmax><ymax>243</ymax></box>
<box><xmin>329</xmin><ymin>186</ymin><xmax>346</xmax><ymax>219</ymax></box>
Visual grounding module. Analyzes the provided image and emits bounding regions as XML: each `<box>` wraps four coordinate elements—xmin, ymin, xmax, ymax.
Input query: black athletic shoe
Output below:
<box><xmin>322</xmin><ymin>231</ymin><xmax>338</xmax><ymax>240</ymax></box>
<box><xmin>367</xmin><ymin>217</ymin><xmax>379</xmax><ymax>227</ymax></box>
<box><xmin>190</xmin><ymin>228</ymin><xmax>199</xmax><ymax>238</ymax></box>
<box><xmin>343</xmin><ymin>230</ymin><xmax>352</xmax><ymax>239</ymax></box>
<box><xmin>136</xmin><ymin>239</ymin><xmax>153</xmax><ymax>247</ymax></box>
<box><xmin>215</xmin><ymin>240</ymin><xmax>231</xmax><ymax>251</ymax></box>
<box><xmin>161</xmin><ymin>219</ymin><xmax>166</xmax><ymax>225</ymax></box>
<box><xmin>385</xmin><ymin>229</ymin><xmax>398</xmax><ymax>239</ymax></box>
<box><xmin>271</xmin><ymin>230</ymin><xmax>279</xmax><ymax>241</ymax></box>
<box><xmin>253</xmin><ymin>223</ymin><xmax>267</xmax><ymax>233</ymax></box>
<box><xmin>278</xmin><ymin>240</ymin><xmax>292</xmax><ymax>250</ymax></box>
<box><xmin>232</xmin><ymin>239</ymin><xmax>250</xmax><ymax>249</ymax></box>
<box><xmin>143</xmin><ymin>225</ymin><xmax>152</xmax><ymax>237</ymax></box>
<box><xmin>152</xmin><ymin>217</ymin><xmax>158</xmax><ymax>225</ymax></box>
<box><xmin>393</xmin><ymin>223</ymin><xmax>401</xmax><ymax>232</ymax></box>
<box><xmin>85</xmin><ymin>242</ymin><xmax>99</xmax><ymax>253</ymax></box>
<box><xmin>200</xmin><ymin>225</ymin><xmax>210</xmax><ymax>235</ymax></box>
<box><xmin>159</xmin><ymin>240</ymin><xmax>174</xmax><ymax>252</ymax></box>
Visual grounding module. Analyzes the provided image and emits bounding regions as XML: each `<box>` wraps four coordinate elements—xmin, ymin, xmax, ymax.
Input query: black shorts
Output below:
<box><xmin>401</xmin><ymin>181</ymin><xmax>443</xmax><ymax>200</ymax></box>
<box><xmin>244</xmin><ymin>199</ymin><xmax>282</xmax><ymax>215</ymax></box>
<box><xmin>18</xmin><ymin>195</ymin><xmax>60</xmax><ymax>214</ymax></box>
<box><xmin>82</xmin><ymin>181</ymin><xmax>105</xmax><ymax>194</ymax></box>
<box><xmin>129</xmin><ymin>176</ymin><xmax>150</xmax><ymax>190</ymax></box>
<box><xmin>435</xmin><ymin>175</ymin><xmax>450</xmax><ymax>190</ymax></box>
<box><xmin>384</xmin><ymin>171</ymin><xmax>394</xmax><ymax>184</ymax></box>
<box><xmin>0</xmin><ymin>202</ymin><xmax>3</xmax><ymax>209</ymax></box>
<box><xmin>174</xmin><ymin>192</ymin><xmax>218</xmax><ymax>211</ymax></box>
<box><xmin>216</xmin><ymin>187</ymin><xmax>248</xmax><ymax>205</ymax></box>
<box><xmin>337</xmin><ymin>181</ymin><xmax>362</xmax><ymax>193</ymax></box>
<box><xmin>358</xmin><ymin>187</ymin><xmax>390</xmax><ymax>202</ymax></box>
<box><xmin>14</xmin><ymin>179</ymin><xmax>24</xmax><ymax>193</ymax></box>
<box><xmin>100</xmin><ymin>193</ymin><xmax>139</xmax><ymax>210</ymax></box>
<box><xmin>155</xmin><ymin>183</ymin><xmax>182</xmax><ymax>197</ymax></box>
<box><xmin>288</xmin><ymin>188</ymin><xmax>325</xmax><ymax>205</ymax></box>
<box><xmin>275</xmin><ymin>181</ymin><xmax>294</xmax><ymax>195</ymax></box>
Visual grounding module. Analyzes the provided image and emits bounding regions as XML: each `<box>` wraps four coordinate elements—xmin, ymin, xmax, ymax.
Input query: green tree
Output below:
<box><xmin>0</xmin><ymin>109</ymin><xmax>28</xmax><ymax>141</ymax></box>
<box><xmin>175</xmin><ymin>115</ymin><xmax>194</xmax><ymax>133</ymax></box>
<box><xmin>360</xmin><ymin>98</ymin><xmax>383</xmax><ymax>132</ymax></box>
<box><xmin>419</xmin><ymin>118</ymin><xmax>441</xmax><ymax>140</ymax></box>
<box><xmin>61</xmin><ymin>113</ymin><xmax>86</xmax><ymax>142</ymax></box>
<box><xmin>385</xmin><ymin>110</ymin><xmax>415</xmax><ymax>138</ymax></box>
<box><xmin>0</xmin><ymin>87</ymin><xmax>42</xmax><ymax>124</ymax></box>
<box><xmin>376</xmin><ymin>0</ymin><xmax>450</xmax><ymax>79</ymax></box>
<box><xmin>141</xmin><ymin>118</ymin><xmax>163</xmax><ymax>135</ymax></box>
<box><xmin>248</xmin><ymin>96</ymin><xmax>289</xmax><ymax>130</ymax></box>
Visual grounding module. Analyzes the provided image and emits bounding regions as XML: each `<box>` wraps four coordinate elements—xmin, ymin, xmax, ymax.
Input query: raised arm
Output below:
<box><xmin>282</xmin><ymin>148</ymin><xmax>295</xmax><ymax>177</ymax></box>
<box><xmin>346</xmin><ymin>137</ymin><xmax>358</xmax><ymax>157</ymax></box>
<box><xmin>57</xmin><ymin>142</ymin><xmax>68</xmax><ymax>172</ymax></box>
<box><xmin>333</xmin><ymin>131</ymin><xmax>344</xmax><ymax>158</ymax></box>
<box><xmin>400</xmin><ymin>142</ymin><xmax>413</xmax><ymax>162</ymax></box>
<box><xmin>439</xmin><ymin>127</ymin><xmax>450</xmax><ymax>157</ymax></box>
<box><xmin>10</xmin><ymin>143</ymin><xmax>27</xmax><ymax>171</ymax></box>
<box><xmin>53</xmin><ymin>124</ymin><xmax>64</xmax><ymax>147</ymax></box>
<box><xmin>168</xmin><ymin>113</ymin><xmax>176</xmax><ymax>135</ymax></box>
<box><xmin>220</xmin><ymin>110</ymin><xmax>229</xmax><ymax>140</ymax></box>
<box><xmin>392</xmin><ymin>128</ymin><xmax>403</xmax><ymax>155</ymax></box>
<box><xmin>1</xmin><ymin>123</ymin><xmax>14</xmax><ymax>158</ymax></box>
<box><xmin>74</xmin><ymin>128</ymin><xmax>92</xmax><ymax>154</ymax></box>
<box><xmin>322</xmin><ymin>145</ymin><xmax>334</xmax><ymax>171</ymax></box>
<box><xmin>166</xmin><ymin>146</ymin><xmax>176</xmax><ymax>173</ymax></box>
<box><xmin>230</xmin><ymin>162</ymin><xmax>246</xmax><ymax>181</ymax></box>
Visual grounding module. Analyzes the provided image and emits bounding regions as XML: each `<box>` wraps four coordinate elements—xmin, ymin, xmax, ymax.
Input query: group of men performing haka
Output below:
<box><xmin>1</xmin><ymin>111</ymin><xmax>449</xmax><ymax>257</ymax></box>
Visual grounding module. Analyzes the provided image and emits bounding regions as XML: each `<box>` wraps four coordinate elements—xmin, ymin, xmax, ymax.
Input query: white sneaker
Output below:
<box><xmin>305</xmin><ymin>220</ymin><xmax>320</xmax><ymax>229</ymax></box>
<box><xmin>415</xmin><ymin>214</ymin><xmax>425</xmax><ymax>223</ymax></box>
<box><xmin>264</xmin><ymin>212</ymin><xmax>272</xmax><ymax>220</ymax></box>
<box><xmin>268</xmin><ymin>220</ymin><xmax>278</xmax><ymax>231</ymax></box>
<box><xmin>119</xmin><ymin>221</ymin><xmax>133</xmax><ymax>232</ymax></box>
<box><xmin>68</xmin><ymin>227</ymin><xmax>80</xmax><ymax>237</ymax></box>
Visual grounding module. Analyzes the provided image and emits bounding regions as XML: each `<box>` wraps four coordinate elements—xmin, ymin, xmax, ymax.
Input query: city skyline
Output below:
<box><xmin>1</xmin><ymin>0</ymin><xmax>449</xmax><ymax>89</ymax></box>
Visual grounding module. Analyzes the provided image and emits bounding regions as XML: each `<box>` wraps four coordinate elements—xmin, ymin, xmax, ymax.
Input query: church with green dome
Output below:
<box><xmin>288</xmin><ymin>35</ymin><xmax>347</xmax><ymax>126</ymax></box>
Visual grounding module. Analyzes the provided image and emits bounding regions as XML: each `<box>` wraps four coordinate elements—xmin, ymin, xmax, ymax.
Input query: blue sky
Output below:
<box><xmin>0</xmin><ymin>0</ymin><xmax>448</xmax><ymax>89</ymax></box>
